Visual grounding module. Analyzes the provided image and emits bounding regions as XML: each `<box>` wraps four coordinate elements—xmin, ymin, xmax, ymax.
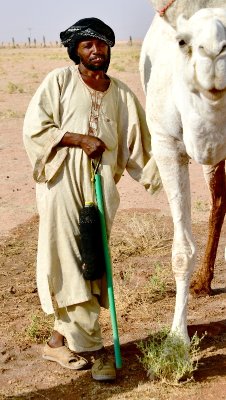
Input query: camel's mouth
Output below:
<box><xmin>200</xmin><ymin>87</ymin><xmax>226</xmax><ymax>101</ymax></box>
<box><xmin>209</xmin><ymin>88</ymin><xmax>224</xmax><ymax>95</ymax></box>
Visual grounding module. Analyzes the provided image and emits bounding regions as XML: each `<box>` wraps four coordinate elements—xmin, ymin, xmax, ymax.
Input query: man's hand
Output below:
<box><xmin>80</xmin><ymin>135</ymin><xmax>106</xmax><ymax>158</ymax></box>
<box><xmin>59</xmin><ymin>132</ymin><xmax>106</xmax><ymax>159</ymax></box>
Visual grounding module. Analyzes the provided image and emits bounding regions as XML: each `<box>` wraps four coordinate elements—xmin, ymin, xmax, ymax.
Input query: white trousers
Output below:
<box><xmin>54</xmin><ymin>295</ymin><xmax>103</xmax><ymax>353</ymax></box>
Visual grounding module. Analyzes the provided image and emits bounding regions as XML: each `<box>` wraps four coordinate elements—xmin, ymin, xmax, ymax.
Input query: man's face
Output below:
<box><xmin>76</xmin><ymin>38</ymin><xmax>109</xmax><ymax>71</ymax></box>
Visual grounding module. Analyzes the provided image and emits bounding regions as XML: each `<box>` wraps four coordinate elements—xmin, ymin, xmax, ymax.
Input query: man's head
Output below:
<box><xmin>60</xmin><ymin>18</ymin><xmax>115</xmax><ymax>71</ymax></box>
<box><xmin>76</xmin><ymin>38</ymin><xmax>110</xmax><ymax>72</ymax></box>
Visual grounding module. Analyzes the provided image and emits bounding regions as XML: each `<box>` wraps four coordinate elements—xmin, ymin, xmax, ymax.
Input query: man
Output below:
<box><xmin>23</xmin><ymin>17</ymin><xmax>160</xmax><ymax>381</ymax></box>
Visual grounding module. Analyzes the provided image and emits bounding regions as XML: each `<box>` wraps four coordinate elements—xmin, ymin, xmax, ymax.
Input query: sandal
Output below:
<box><xmin>42</xmin><ymin>344</ymin><xmax>88</xmax><ymax>370</ymax></box>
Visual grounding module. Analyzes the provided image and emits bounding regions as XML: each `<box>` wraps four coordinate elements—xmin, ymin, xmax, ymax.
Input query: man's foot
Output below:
<box><xmin>91</xmin><ymin>348</ymin><xmax>116</xmax><ymax>381</ymax></box>
<box><xmin>42</xmin><ymin>343</ymin><xmax>88</xmax><ymax>370</ymax></box>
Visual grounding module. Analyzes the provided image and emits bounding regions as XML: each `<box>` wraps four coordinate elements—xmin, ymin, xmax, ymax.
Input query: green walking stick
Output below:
<box><xmin>94</xmin><ymin>172</ymin><xmax>122</xmax><ymax>369</ymax></box>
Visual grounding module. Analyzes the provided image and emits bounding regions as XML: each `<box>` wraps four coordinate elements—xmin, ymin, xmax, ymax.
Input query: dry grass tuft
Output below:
<box><xmin>108</xmin><ymin>212</ymin><xmax>175</xmax><ymax>329</ymax></box>
<box><xmin>26</xmin><ymin>312</ymin><xmax>54</xmax><ymax>343</ymax></box>
<box><xmin>7</xmin><ymin>81</ymin><xmax>24</xmax><ymax>94</ymax></box>
<box><xmin>110</xmin><ymin>212</ymin><xmax>172</xmax><ymax>261</ymax></box>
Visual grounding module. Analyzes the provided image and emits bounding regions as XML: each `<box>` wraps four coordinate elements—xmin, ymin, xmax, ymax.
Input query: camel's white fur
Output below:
<box><xmin>150</xmin><ymin>1</ymin><xmax>226</xmax><ymax>28</ymax></box>
<box><xmin>140</xmin><ymin>8</ymin><xmax>226</xmax><ymax>342</ymax></box>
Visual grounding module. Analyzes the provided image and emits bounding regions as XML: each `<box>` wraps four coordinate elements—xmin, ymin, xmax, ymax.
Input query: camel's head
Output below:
<box><xmin>176</xmin><ymin>8</ymin><xmax>226</xmax><ymax>100</ymax></box>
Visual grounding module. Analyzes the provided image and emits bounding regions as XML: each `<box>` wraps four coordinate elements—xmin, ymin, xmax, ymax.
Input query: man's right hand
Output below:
<box><xmin>58</xmin><ymin>132</ymin><xmax>106</xmax><ymax>159</ymax></box>
<box><xmin>80</xmin><ymin>135</ymin><xmax>106</xmax><ymax>158</ymax></box>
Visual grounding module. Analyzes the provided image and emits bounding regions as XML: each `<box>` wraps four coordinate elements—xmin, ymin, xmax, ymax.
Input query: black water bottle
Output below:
<box><xmin>79</xmin><ymin>201</ymin><xmax>105</xmax><ymax>280</ymax></box>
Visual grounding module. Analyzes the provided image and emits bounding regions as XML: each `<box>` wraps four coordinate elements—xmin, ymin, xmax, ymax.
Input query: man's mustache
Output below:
<box><xmin>89</xmin><ymin>55</ymin><xmax>106</xmax><ymax>61</ymax></box>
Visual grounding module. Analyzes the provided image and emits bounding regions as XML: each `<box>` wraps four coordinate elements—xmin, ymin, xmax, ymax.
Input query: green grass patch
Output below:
<box><xmin>26</xmin><ymin>313</ymin><xmax>54</xmax><ymax>343</ymax></box>
<box><xmin>138</xmin><ymin>328</ymin><xmax>204</xmax><ymax>384</ymax></box>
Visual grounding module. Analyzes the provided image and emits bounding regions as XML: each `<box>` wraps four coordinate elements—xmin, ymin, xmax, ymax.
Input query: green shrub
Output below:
<box><xmin>138</xmin><ymin>328</ymin><xmax>204</xmax><ymax>384</ymax></box>
<box><xmin>26</xmin><ymin>313</ymin><xmax>53</xmax><ymax>343</ymax></box>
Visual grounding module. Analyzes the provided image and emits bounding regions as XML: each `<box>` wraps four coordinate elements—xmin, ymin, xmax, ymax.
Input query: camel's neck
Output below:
<box><xmin>157</xmin><ymin>0</ymin><xmax>176</xmax><ymax>17</ymax></box>
<box><xmin>150</xmin><ymin>1</ymin><xmax>226</xmax><ymax>28</ymax></box>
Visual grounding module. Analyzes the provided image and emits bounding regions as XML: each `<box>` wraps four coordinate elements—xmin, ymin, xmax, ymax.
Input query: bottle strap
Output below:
<box><xmin>90</xmin><ymin>156</ymin><xmax>102</xmax><ymax>203</ymax></box>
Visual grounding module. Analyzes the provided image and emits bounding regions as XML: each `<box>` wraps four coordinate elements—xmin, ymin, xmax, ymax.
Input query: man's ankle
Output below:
<box><xmin>48</xmin><ymin>330</ymin><xmax>65</xmax><ymax>348</ymax></box>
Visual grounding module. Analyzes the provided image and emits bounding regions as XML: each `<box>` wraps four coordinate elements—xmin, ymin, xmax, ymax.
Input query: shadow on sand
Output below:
<box><xmin>5</xmin><ymin>320</ymin><xmax>226</xmax><ymax>400</ymax></box>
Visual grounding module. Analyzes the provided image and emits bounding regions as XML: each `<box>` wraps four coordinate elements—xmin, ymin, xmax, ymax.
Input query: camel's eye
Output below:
<box><xmin>176</xmin><ymin>33</ymin><xmax>191</xmax><ymax>49</ymax></box>
<box><xmin>178</xmin><ymin>39</ymin><xmax>187</xmax><ymax>47</ymax></box>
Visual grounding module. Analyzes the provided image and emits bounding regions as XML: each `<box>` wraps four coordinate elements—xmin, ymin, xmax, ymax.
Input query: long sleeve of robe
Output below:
<box><xmin>23</xmin><ymin>65</ymin><xmax>161</xmax><ymax>314</ymax></box>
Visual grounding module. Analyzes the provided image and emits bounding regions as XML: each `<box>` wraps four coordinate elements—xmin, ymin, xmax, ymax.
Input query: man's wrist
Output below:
<box><xmin>59</xmin><ymin>132</ymin><xmax>84</xmax><ymax>147</ymax></box>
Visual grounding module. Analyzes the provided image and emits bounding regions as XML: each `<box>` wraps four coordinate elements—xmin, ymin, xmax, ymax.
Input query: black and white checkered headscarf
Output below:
<box><xmin>60</xmin><ymin>17</ymin><xmax>115</xmax><ymax>64</ymax></box>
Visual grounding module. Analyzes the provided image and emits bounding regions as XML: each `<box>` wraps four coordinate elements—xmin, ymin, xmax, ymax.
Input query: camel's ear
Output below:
<box><xmin>176</xmin><ymin>14</ymin><xmax>189</xmax><ymax>32</ymax></box>
<box><xmin>176</xmin><ymin>14</ymin><xmax>191</xmax><ymax>52</ymax></box>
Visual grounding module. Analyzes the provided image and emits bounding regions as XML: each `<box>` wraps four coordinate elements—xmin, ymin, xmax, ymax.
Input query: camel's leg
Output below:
<box><xmin>152</xmin><ymin>136</ymin><xmax>196</xmax><ymax>343</ymax></box>
<box><xmin>190</xmin><ymin>161</ymin><xmax>226</xmax><ymax>296</ymax></box>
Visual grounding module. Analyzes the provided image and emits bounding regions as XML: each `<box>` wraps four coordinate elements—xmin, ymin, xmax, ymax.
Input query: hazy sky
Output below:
<box><xmin>1</xmin><ymin>0</ymin><xmax>155</xmax><ymax>44</ymax></box>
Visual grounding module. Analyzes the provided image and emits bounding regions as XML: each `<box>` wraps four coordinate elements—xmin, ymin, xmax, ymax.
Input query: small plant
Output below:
<box><xmin>30</xmin><ymin>72</ymin><xmax>39</xmax><ymax>79</ymax></box>
<box><xmin>138</xmin><ymin>328</ymin><xmax>204</xmax><ymax>384</ymax></box>
<box><xmin>112</xmin><ymin>213</ymin><xmax>172</xmax><ymax>258</ymax></box>
<box><xmin>0</xmin><ymin>109</ymin><xmax>23</xmax><ymax>119</ymax></box>
<box><xmin>131</xmin><ymin>54</ymin><xmax>140</xmax><ymax>61</ymax></box>
<box><xmin>26</xmin><ymin>313</ymin><xmax>53</xmax><ymax>343</ymax></box>
<box><xmin>193</xmin><ymin>199</ymin><xmax>209</xmax><ymax>212</ymax></box>
<box><xmin>148</xmin><ymin>262</ymin><xmax>167</xmax><ymax>296</ymax></box>
<box><xmin>7</xmin><ymin>81</ymin><xmax>24</xmax><ymax>94</ymax></box>
<box><xmin>111</xmin><ymin>63</ymin><xmax>126</xmax><ymax>72</ymax></box>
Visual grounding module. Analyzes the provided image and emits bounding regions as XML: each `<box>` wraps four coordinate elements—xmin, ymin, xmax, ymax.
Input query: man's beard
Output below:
<box><xmin>79</xmin><ymin>54</ymin><xmax>109</xmax><ymax>72</ymax></box>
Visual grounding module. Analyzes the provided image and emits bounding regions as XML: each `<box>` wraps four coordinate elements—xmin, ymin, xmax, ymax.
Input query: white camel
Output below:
<box><xmin>140</xmin><ymin>3</ymin><xmax>226</xmax><ymax>342</ymax></box>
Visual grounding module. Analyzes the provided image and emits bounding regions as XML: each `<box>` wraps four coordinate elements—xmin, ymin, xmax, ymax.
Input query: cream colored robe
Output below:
<box><xmin>23</xmin><ymin>65</ymin><xmax>160</xmax><ymax>314</ymax></box>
